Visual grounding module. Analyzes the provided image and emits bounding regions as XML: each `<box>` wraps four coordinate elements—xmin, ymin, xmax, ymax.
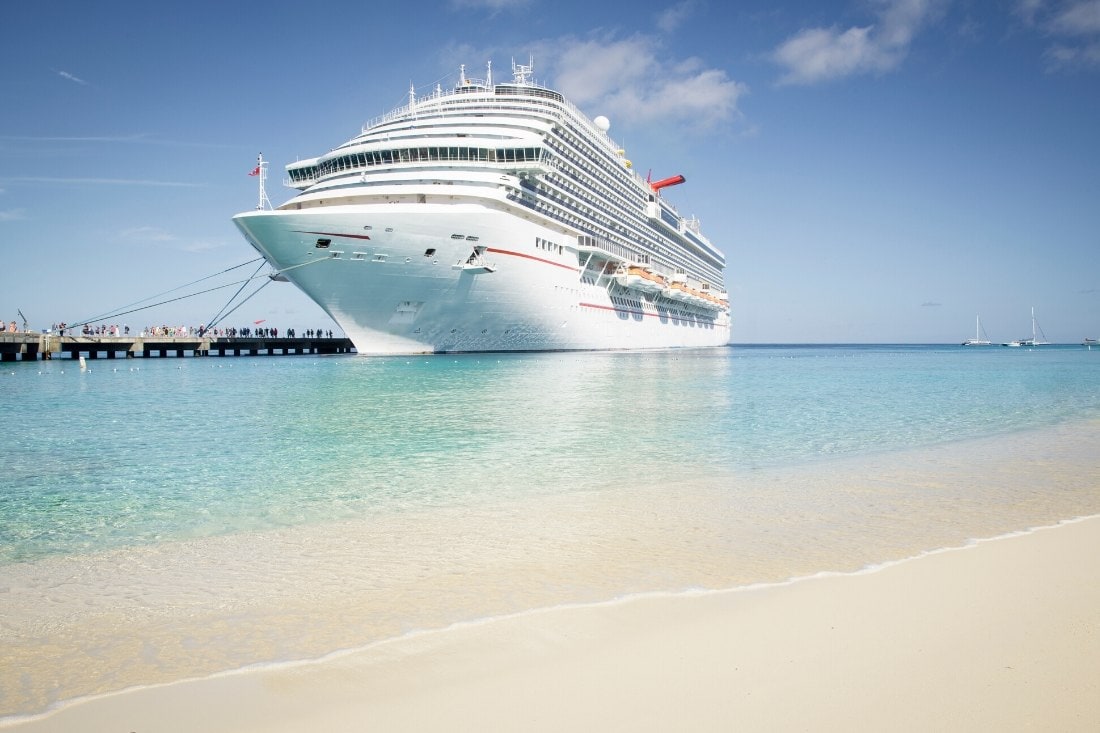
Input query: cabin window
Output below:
<box><xmin>315</xmin><ymin>238</ymin><xmax>331</xmax><ymax>249</ymax></box>
<box><xmin>424</xmin><ymin>248</ymin><xmax>436</xmax><ymax>257</ymax></box>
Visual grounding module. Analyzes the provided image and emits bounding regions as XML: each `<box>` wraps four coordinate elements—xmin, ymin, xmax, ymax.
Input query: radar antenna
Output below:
<box><xmin>512</xmin><ymin>56</ymin><xmax>534</xmax><ymax>85</ymax></box>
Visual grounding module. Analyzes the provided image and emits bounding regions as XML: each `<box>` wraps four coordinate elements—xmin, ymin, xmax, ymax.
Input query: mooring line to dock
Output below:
<box><xmin>205</xmin><ymin>260</ymin><xmax>270</xmax><ymax>331</ymax></box>
<box><xmin>68</xmin><ymin>279</ymin><xmax>263</xmax><ymax>331</ymax></box>
<box><xmin>75</xmin><ymin>258</ymin><xmax>265</xmax><ymax>328</ymax></box>
<box><xmin>66</xmin><ymin>257</ymin><xmax>330</xmax><ymax>332</ymax></box>
<box><xmin>204</xmin><ymin>257</ymin><xmax>333</xmax><ymax>330</ymax></box>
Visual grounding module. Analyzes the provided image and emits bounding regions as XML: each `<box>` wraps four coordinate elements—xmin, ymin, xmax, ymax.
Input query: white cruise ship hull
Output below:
<box><xmin>234</xmin><ymin>62</ymin><xmax>732</xmax><ymax>355</ymax></box>
<box><xmin>235</xmin><ymin>202</ymin><xmax>731</xmax><ymax>355</ymax></box>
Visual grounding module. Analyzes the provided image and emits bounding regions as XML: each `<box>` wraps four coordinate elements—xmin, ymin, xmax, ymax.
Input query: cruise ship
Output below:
<box><xmin>232</xmin><ymin>61</ymin><xmax>731</xmax><ymax>354</ymax></box>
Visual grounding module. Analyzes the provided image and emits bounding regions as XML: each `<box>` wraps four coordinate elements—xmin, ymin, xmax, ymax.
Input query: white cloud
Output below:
<box><xmin>115</xmin><ymin>227</ymin><xmax>229</xmax><ymax>254</ymax></box>
<box><xmin>57</xmin><ymin>70</ymin><xmax>88</xmax><ymax>85</ymax></box>
<box><xmin>1048</xmin><ymin>0</ymin><xmax>1100</xmax><ymax>35</ymax></box>
<box><xmin>0</xmin><ymin>208</ymin><xmax>26</xmax><ymax>222</ymax></box>
<box><xmin>180</xmin><ymin>239</ymin><xmax>229</xmax><ymax>254</ymax></box>
<box><xmin>1028</xmin><ymin>0</ymin><xmax>1100</xmax><ymax>70</ymax></box>
<box><xmin>538</xmin><ymin>34</ymin><xmax>746</xmax><ymax>128</ymax></box>
<box><xmin>656</xmin><ymin>0</ymin><xmax>699</xmax><ymax>34</ymax></box>
<box><xmin>771</xmin><ymin>0</ymin><xmax>946</xmax><ymax>85</ymax></box>
<box><xmin>449</xmin><ymin>0</ymin><xmax>528</xmax><ymax>11</ymax></box>
<box><xmin>120</xmin><ymin>226</ymin><xmax>176</xmax><ymax>243</ymax></box>
<box><xmin>1045</xmin><ymin>38</ymin><xmax>1100</xmax><ymax>67</ymax></box>
<box><xmin>3</xmin><ymin>176</ymin><xmax>200</xmax><ymax>187</ymax></box>
<box><xmin>772</xmin><ymin>25</ymin><xmax>885</xmax><ymax>84</ymax></box>
<box><xmin>1014</xmin><ymin>0</ymin><xmax>1046</xmax><ymax>26</ymax></box>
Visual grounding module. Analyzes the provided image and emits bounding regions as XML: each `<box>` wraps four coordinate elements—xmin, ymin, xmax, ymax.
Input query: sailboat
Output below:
<box><xmin>1002</xmin><ymin>307</ymin><xmax>1050</xmax><ymax>347</ymax></box>
<box><xmin>962</xmin><ymin>314</ymin><xmax>993</xmax><ymax>346</ymax></box>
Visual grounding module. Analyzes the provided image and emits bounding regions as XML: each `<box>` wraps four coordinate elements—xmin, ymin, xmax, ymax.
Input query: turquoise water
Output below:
<box><xmin>3</xmin><ymin>344</ymin><xmax>1099</xmax><ymax>565</ymax></box>
<box><xmin>3</xmin><ymin>344</ymin><xmax>1100</xmax><ymax>719</ymax></box>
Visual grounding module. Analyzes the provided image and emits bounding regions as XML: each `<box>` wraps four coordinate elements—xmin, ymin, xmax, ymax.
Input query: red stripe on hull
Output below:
<box><xmin>294</xmin><ymin>230</ymin><xmax>372</xmax><ymax>241</ymax></box>
<box><xmin>486</xmin><ymin>248</ymin><xmax>579</xmax><ymax>271</ymax></box>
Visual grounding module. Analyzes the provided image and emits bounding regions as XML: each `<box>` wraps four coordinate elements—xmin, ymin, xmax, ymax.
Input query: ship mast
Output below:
<box><xmin>254</xmin><ymin>153</ymin><xmax>271</xmax><ymax>211</ymax></box>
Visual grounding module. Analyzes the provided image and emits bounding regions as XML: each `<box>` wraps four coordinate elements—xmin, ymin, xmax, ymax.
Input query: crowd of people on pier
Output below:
<box><xmin>8</xmin><ymin>318</ymin><xmax>338</xmax><ymax>339</ymax></box>
<box><xmin>38</xmin><ymin>323</ymin><xmax>338</xmax><ymax>339</ymax></box>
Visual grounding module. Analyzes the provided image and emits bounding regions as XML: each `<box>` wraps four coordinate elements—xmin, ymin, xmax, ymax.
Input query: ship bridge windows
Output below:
<box><xmin>288</xmin><ymin>166</ymin><xmax>318</xmax><ymax>184</ymax></box>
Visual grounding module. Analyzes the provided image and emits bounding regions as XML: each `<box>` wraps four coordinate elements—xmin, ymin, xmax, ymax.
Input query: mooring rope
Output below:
<box><xmin>67</xmin><ymin>256</ymin><xmax>329</xmax><ymax>331</ymax></box>
<box><xmin>76</xmin><ymin>258</ymin><xmax>264</xmax><ymax>326</ymax></box>
<box><xmin>203</xmin><ymin>260</ymin><xmax>269</xmax><ymax>332</ymax></box>
<box><xmin>205</xmin><ymin>277</ymin><xmax>274</xmax><ymax>331</ymax></box>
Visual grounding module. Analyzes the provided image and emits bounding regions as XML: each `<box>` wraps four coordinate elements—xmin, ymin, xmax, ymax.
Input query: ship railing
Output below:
<box><xmin>356</xmin><ymin>82</ymin><xmax>651</xmax><ymax>191</ymax></box>
<box><xmin>293</xmin><ymin>158</ymin><xmax>554</xmax><ymax>190</ymax></box>
<box><xmin>361</xmin><ymin>87</ymin><xmax>558</xmax><ymax>134</ymax></box>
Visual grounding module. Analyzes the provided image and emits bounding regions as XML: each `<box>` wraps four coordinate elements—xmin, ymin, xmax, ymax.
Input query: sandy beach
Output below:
<box><xmin>6</xmin><ymin>514</ymin><xmax>1098</xmax><ymax>733</ymax></box>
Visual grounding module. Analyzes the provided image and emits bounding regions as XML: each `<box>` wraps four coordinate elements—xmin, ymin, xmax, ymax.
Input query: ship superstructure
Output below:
<box><xmin>233</xmin><ymin>60</ymin><xmax>731</xmax><ymax>354</ymax></box>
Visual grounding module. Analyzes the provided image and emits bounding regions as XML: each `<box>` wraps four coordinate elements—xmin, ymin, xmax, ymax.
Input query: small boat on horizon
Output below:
<box><xmin>962</xmin><ymin>314</ymin><xmax>993</xmax><ymax>346</ymax></box>
<box><xmin>1003</xmin><ymin>307</ymin><xmax>1050</xmax><ymax>347</ymax></box>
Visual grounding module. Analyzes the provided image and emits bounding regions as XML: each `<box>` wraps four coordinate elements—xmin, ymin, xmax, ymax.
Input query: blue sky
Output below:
<box><xmin>2</xmin><ymin>0</ymin><xmax>1098</xmax><ymax>343</ymax></box>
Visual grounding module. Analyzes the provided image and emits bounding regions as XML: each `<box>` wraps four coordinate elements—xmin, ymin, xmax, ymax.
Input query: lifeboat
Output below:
<box><xmin>662</xmin><ymin>281</ymin><xmax>692</xmax><ymax>302</ymax></box>
<box><xmin>613</xmin><ymin>264</ymin><xmax>643</xmax><ymax>289</ymax></box>
<box><xmin>632</xmin><ymin>267</ymin><xmax>666</xmax><ymax>293</ymax></box>
<box><xmin>615</xmin><ymin>265</ymin><xmax>666</xmax><ymax>293</ymax></box>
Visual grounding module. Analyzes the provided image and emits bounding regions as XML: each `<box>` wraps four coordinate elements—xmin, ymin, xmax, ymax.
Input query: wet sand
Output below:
<box><xmin>6</xmin><ymin>515</ymin><xmax>1098</xmax><ymax>733</ymax></box>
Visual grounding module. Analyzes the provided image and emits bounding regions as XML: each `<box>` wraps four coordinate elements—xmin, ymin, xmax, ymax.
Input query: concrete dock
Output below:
<box><xmin>0</xmin><ymin>333</ymin><xmax>355</xmax><ymax>361</ymax></box>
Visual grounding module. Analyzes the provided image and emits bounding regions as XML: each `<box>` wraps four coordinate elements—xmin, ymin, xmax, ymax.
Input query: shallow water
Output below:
<box><xmin>2</xmin><ymin>345</ymin><xmax>1099</xmax><ymax>718</ymax></box>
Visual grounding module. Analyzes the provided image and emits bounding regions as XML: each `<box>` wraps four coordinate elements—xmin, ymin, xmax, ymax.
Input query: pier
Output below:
<box><xmin>0</xmin><ymin>333</ymin><xmax>355</xmax><ymax>361</ymax></box>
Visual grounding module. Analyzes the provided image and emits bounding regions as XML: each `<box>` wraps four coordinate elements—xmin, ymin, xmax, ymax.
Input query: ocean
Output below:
<box><xmin>2</xmin><ymin>344</ymin><xmax>1099</xmax><ymax>720</ymax></box>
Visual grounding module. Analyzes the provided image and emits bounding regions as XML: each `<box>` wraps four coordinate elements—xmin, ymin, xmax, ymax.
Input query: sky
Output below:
<box><xmin>2</xmin><ymin>0</ymin><xmax>1098</xmax><ymax>343</ymax></box>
